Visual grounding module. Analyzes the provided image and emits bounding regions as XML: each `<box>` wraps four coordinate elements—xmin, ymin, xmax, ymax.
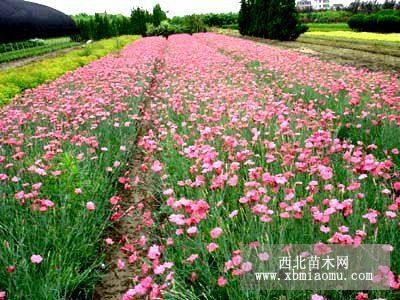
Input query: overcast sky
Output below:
<box><xmin>29</xmin><ymin>0</ymin><xmax>241</xmax><ymax>17</ymax></box>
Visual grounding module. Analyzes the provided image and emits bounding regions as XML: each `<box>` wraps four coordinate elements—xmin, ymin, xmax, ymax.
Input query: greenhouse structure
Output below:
<box><xmin>0</xmin><ymin>0</ymin><xmax>78</xmax><ymax>43</ymax></box>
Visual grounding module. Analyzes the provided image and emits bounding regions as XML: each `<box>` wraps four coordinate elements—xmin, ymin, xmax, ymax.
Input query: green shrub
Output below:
<box><xmin>299</xmin><ymin>11</ymin><xmax>352</xmax><ymax>23</ymax></box>
<box><xmin>146</xmin><ymin>17</ymin><xmax>207</xmax><ymax>38</ymax></box>
<box><xmin>221</xmin><ymin>24</ymin><xmax>239</xmax><ymax>30</ymax></box>
<box><xmin>348</xmin><ymin>10</ymin><xmax>400</xmax><ymax>33</ymax></box>
<box><xmin>377</xmin><ymin>14</ymin><xmax>400</xmax><ymax>32</ymax></box>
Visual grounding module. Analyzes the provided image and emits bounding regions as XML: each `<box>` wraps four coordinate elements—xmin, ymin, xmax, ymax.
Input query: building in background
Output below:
<box><xmin>296</xmin><ymin>0</ymin><xmax>332</xmax><ymax>10</ymax></box>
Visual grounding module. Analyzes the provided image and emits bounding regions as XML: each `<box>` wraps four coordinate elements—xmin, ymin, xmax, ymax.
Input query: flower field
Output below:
<box><xmin>1</xmin><ymin>33</ymin><xmax>400</xmax><ymax>299</ymax></box>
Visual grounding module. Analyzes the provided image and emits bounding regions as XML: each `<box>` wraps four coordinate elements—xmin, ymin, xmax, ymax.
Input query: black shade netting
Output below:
<box><xmin>0</xmin><ymin>0</ymin><xmax>78</xmax><ymax>43</ymax></box>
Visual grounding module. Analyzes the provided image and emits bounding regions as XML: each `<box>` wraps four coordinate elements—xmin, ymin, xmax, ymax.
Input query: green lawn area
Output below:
<box><xmin>0</xmin><ymin>36</ymin><xmax>139</xmax><ymax>106</ymax></box>
<box><xmin>305</xmin><ymin>22</ymin><xmax>350</xmax><ymax>32</ymax></box>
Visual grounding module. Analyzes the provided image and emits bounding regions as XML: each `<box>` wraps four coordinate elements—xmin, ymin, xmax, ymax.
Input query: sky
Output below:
<box><xmin>29</xmin><ymin>0</ymin><xmax>242</xmax><ymax>17</ymax></box>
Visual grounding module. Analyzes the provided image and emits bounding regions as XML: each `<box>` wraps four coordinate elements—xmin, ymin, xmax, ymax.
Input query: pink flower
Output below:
<box><xmin>147</xmin><ymin>245</ymin><xmax>161</xmax><ymax>260</ymax></box>
<box><xmin>229</xmin><ymin>210</ymin><xmax>238</xmax><ymax>218</ymax></box>
<box><xmin>320</xmin><ymin>225</ymin><xmax>330</xmax><ymax>233</ymax></box>
<box><xmin>187</xmin><ymin>226</ymin><xmax>198</xmax><ymax>235</ymax></box>
<box><xmin>122</xmin><ymin>289</ymin><xmax>135</xmax><ymax>300</ymax></box>
<box><xmin>382</xmin><ymin>244</ymin><xmax>394</xmax><ymax>252</ymax></box>
<box><xmin>30</xmin><ymin>254</ymin><xmax>43</xmax><ymax>264</ymax></box>
<box><xmin>314</xmin><ymin>242</ymin><xmax>332</xmax><ymax>255</ymax></box>
<box><xmin>228</xmin><ymin>175</ymin><xmax>238</xmax><ymax>186</ymax></box>
<box><xmin>0</xmin><ymin>291</ymin><xmax>6</xmax><ymax>300</ymax></box>
<box><xmin>355</xmin><ymin>292</ymin><xmax>368</xmax><ymax>300</ymax></box>
<box><xmin>151</xmin><ymin>160</ymin><xmax>163</xmax><ymax>173</ymax></box>
<box><xmin>86</xmin><ymin>201</ymin><xmax>96</xmax><ymax>211</ymax></box>
<box><xmin>258</xmin><ymin>252</ymin><xmax>270</xmax><ymax>261</ymax></box>
<box><xmin>118</xmin><ymin>259</ymin><xmax>125</xmax><ymax>270</ymax></box>
<box><xmin>311</xmin><ymin>295</ymin><xmax>325</xmax><ymax>300</ymax></box>
<box><xmin>217</xmin><ymin>276</ymin><xmax>227</xmax><ymax>286</ymax></box>
<box><xmin>210</xmin><ymin>227</ymin><xmax>223</xmax><ymax>239</ymax></box>
<box><xmin>187</xmin><ymin>254</ymin><xmax>199</xmax><ymax>263</ymax></box>
<box><xmin>206</xmin><ymin>242</ymin><xmax>219</xmax><ymax>253</ymax></box>
<box><xmin>241</xmin><ymin>261</ymin><xmax>253</xmax><ymax>272</ymax></box>
<box><xmin>275</xmin><ymin>174</ymin><xmax>287</xmax><ymax>185</ymax></box>
<box><xmin>109</xmin><ymin>196</ymin><xmax>120</xmax><ymax>205</ymax></box>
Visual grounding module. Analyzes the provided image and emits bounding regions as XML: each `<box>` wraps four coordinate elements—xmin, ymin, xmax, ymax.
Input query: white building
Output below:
<box><xmin>296</xmin><ymin>0</ymin><xmax>331</xmax><ymax>10</ymax></box>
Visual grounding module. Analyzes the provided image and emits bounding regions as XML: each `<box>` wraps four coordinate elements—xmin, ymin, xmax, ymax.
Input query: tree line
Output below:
<box><xmin>73</xmin><ymin>4</ymin><xmax>168</xmax><ymax>41</ymax></box>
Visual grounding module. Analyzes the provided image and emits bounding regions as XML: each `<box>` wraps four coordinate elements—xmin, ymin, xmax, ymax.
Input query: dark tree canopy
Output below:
<box><xmin>152</xmin><ymin>4</ymin><xmax>167</xmax><ymax>27</ymax></box>
<box><xmin>0</xmin><ymin>0</ymin><xmax>78</xmax><ymax>43</ymax></box>
<box><xmin>238</xmin><ymin>0</ymin><xmax>307</xmax><ymax>40</ymax></box>
<box><xmin>131</xmin><ymin>7</ymin><xmax>152</xmax><ymax>36</ymax></box>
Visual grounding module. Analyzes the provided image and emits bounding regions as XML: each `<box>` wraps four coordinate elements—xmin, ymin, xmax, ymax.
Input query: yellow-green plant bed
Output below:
<box><xmin>303</xmin><ymin>31</ymin><xmax>400</xmax><ymax>44</ymax></box>
<box><xmin>0</xmin><ymin>35</ymin><xmax>139</xmax><ymax>106</ymax></box>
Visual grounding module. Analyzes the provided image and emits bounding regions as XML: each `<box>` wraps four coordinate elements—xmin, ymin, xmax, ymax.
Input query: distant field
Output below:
<box><xmin>0</xmin><ymin>37</ymin><xmax>79</xmax><ymax>63</ymax></box>
<box><xmin>303</xmin><ymin>30</ymin><xmax>400</xmax><ymax>43</ymax></box>
<box><xmin>305</xmin><ymin>23</ymin><xmax>350</xmax><ymax>32</ymax></box>
<box><xmin>216</xmin><ymin>27</ymin><xmax>400</xmax><ymax>70</ymax></box>
<box><xmin>299</xmin><ymin>31</ymin><xmax>400</xmax><ymax>57</ymax></box>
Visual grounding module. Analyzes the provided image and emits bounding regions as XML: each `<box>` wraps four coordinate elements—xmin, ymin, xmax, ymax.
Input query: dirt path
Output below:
<box><xmin>94</xmin><ymin>58</ymin><xmax>164</xmax><ymax>300</ymax></box>
<box><xmin>93</xmin><ymin>156</ymin><xmax>155</xmax><ymax>299</ymax></box>
<box><xmin>0</xmin><ymin>45</ymin><xmax>82</xmax><ymax>70</ymax></box>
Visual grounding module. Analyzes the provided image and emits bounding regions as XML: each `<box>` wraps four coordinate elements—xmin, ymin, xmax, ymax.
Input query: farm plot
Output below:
<box><xmin>1</xmin><ymin>32</ymin><xmax>400</xmax><ymax>300</ymax></box>
<box><xmin>0</xmin><ymin>37</ymin><xmax>166</xmax><ymax>299</ymax></box>
<box><xmin>115</xmin><ymin>33</ymin><xmax>400</xmax><ymax>300</ymax></box>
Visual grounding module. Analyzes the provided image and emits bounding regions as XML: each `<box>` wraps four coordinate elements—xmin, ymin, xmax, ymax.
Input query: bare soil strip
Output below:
<box><xmin>94</xmin><ymin>59</ymin><xmax>164</xmax><ymax>300</ymax></box>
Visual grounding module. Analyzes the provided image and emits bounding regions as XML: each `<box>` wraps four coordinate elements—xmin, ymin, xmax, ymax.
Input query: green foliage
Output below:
<box><xmin>238</xmin><ymin>0</ymin><xmax>251</xmax><ymax>35</ymax></box>
<box><xmin>0</xmin><ymin>36</ymin><xmax>139</xmax><ymax>106</ymax></box>
<box><xmin>0</xmin><ymin>41</ymin><xmax>78</xmax><ymax>64</ymax></box>
<box><xmin>147</xmin><ymin>16</ymin><xmax>207</xmax><ymax>38</ymax></box>
<box><xmin>198</xmin><ymin>13</ymin><xmax>238</xmax><ymax>27</ymax></box>
<box><xmin>239</xmin><ymin>0</ymin><xmax>307</xmax><ymax>40</ymax></box>
<box><xmin>131</xmin><ymin>4</ymin><xmax>169</xmax><ymax>36</ymax></box>
<box><xmin>153</xmin><ymin>4</ymin><xmax>167</xmax><ymax>27</ymax></box>
<box><xmin>347</xmin><ymin>0</ymin><xmax>399</xmax><ymax>14</ymax></box>
<box><xmin>299</xmin><ymin>11</ymin><xmax>352</xmax><ymax>23</ymax></box>
<box><xmin>146</xmin><ymin>21</ymin><xmax>180</xmax><ymax>38</ymax></box>
<box><xmin>0</xmin><ymin>40</ymin><xmax>45</xmax><ymax>53</ymax></box>
<box><xmin>172</xmin><ymin>13</ymin><xmax>238</xmax><ymax>29</ymax></box>
<box><xmin>348</xmin><ymin>10</ymin><xmax>400</xmax><ymax>33</ymax></box>
<box><xmin>179</xmin><ymin>15</ymin><xmax>208</xmax><ymax>34</ymax></box>
<box><xmin>131</xmin><ymin>7</ymin><xmax>152</xmax><ymax>36</ymax></box>
<box><xmin>74</xmin><ymin>13</ymin><xmax>133</xmax><ymax>41</ymax></box>
<box><xmin>305</xmin><ymin>22</ymin><xmax>350</xmax><ymax>31</ymax></box>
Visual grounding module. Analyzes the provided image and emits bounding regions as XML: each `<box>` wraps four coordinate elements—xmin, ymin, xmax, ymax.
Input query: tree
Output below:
<box><xmin>238</xmin><ymin>0</ymin><xmax>307</xmax><ymax>41</ymax></box>
<box><xmin>131</xmin><ymin>7</ymin><xmax>151</xmax><ymax>36</ymax></box>
<box><xmin>74</xmin><ymin>14</ymin><xmax>132</xmax><ymax>41</ymax></box>
<box><xmin>152</xmin><ymin>4</ymin><xmax>167</xmax><ymax>27</ymax></box>
<box><xmin>238</xmin><ymin>0</ymin><xmax>250</xmax><ymax>35</ymax></box>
